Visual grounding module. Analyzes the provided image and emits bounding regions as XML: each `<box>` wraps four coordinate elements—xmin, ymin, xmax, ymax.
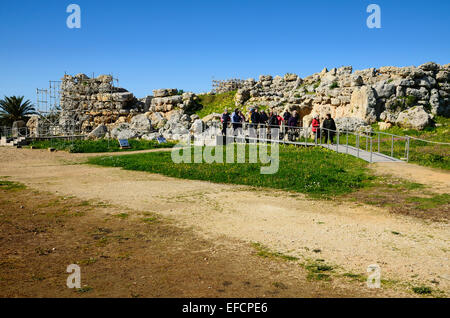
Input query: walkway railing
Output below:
<box><xmin>206</xmin><ymin>121</ymin><xmax>450</xmax><ymax>163</ymax></box>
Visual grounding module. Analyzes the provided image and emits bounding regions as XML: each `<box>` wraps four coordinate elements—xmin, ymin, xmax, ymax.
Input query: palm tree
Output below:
<box><xmin>0</xmin><ymin>96</ymin><xmax>37</xmax><ymax>126</ymax></box>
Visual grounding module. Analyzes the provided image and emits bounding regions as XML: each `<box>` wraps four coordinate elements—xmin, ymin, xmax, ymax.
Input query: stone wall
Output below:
<box><xmin>232</xmin><ymin>62</ymin><xmax>450</xmax><ymax>130</ymax></box>
<box><xmin>59</xmin><ymin>73</ymin><xmax>140</xmax><ymax>133</ymax></box>
<box><xmin>59</xmin><ymin>62</ymin><xmax>450</xmax><ymax>141</ymax></box>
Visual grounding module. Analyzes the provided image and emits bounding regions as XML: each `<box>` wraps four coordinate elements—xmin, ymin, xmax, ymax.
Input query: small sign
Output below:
<box><xmin>118</xmin><ymin>139</ymin><xmax>131</xmax><ymax>149</ymax></box>
<box><xmin>157</xmin><ymin>136</ymin><xmax>167</xmax><ymax>144</ymax></box>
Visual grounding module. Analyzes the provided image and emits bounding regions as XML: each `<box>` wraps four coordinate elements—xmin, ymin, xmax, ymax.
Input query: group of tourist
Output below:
<box><xmin>221</xmin><ymin>107</ymin><xmax>337</xmax><ymax>144</ymax></box>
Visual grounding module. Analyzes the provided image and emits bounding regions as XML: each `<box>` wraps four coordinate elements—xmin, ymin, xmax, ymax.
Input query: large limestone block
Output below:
<box><xmin>349</xmin><ymin>86</ymin><xmax>377</xmax><ymax>123</ymax></box>
<box><xmin>396</xmin><ymin>106</ymin><xmax>431</xmax><ymax>130</ymax></box>
<box><xmin>153</xmin><ymin>89</ymin><xmax>178</xmax><ymax>97</ymax></box>
<box><xmin>130</xmin><ymin>114</ymin><xmax>152</xmax><ymax>133</ymax></box>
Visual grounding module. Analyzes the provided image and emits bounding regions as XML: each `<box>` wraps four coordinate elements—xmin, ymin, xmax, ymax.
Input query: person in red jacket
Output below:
<box><xmin>311</xmin><ymin>115</ymin><xmax>320</xmax><ymax>144</ymax></box>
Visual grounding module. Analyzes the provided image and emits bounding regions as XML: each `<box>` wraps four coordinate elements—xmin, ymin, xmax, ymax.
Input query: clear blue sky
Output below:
<box><xmin>1</xmin><ymin>0</ymin><xmax>449</xmax><ymax>105</ymax></box>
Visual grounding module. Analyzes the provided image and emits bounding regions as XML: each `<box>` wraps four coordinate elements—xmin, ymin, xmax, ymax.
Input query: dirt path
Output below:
<box><xmin>0</xmin><ymin>147</ymin><xmax>448</xmax><ymax>296</ymax></box>
<box><xmin>373</xmin><ymin>162</ymin><xmax>450</xmax><ymax>194</ymax></box>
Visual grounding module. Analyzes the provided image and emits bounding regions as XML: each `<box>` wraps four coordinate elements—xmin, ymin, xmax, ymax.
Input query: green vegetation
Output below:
<box><xmin>76</xmin><ymin>286</ymin><xmax>93</xmax><ymax>293</ymax></box>
<box><xmin>142</xmin><ymin>217</ymin><xmax>158</xmax><ymax>223</ymax></box>
<box><xmin>252</xmin><ymin>242</ymin><xmax>299</xmax><ymax>261</ymax></box>
<box><xmin>304</xmin><ymin>260</ymin><xmax>334</xmax><ymax>281</ymax></box>
<box><xmin>0</xmin><ymin>178</ymin><xmax>26</xmax><ymax>191</ymax></box>
<box><xmin>412</xmin><ymin>286</ymin><xmax>433</xmax><ymax>295</ymax></box>
<box><xmin>88</xmin><ymin>145</ymin><xmax>374</xmax><ymax>197</ymax></box>
<box><xmin>370</xmin><ymin>116</ymin><xmax>450</xmax><ymax>170</ymax></box>
<box><xmin>406</xmin><ymin>193</ymin><xmax>450</xmax><ymax>210</ymax></box>
<box><xmin>113</xmin><ymin>213</ymin><xmax>129</xmax><ymax>219</ymax></box>
<box><xmin>329</xmin><ymin>82</ymin><xmax>339</xmax><ymax>89</ymax></box>
<box><xmin>28</xmin><ymin>138</ymin><xmax>176</xmax><ymax>153</ymax></box>
<box><xmin>195</xmin><ymin>91</ymin><xmax>237</xmax><ymax>118</ymax></box>
<box><xmin>342</xmin><ymin>272</ymin><xmax>366</xmax><ymax>282</ymax></box>
<box><xmin>0</xmin><ymin>95</ymin><xmax>37</xmax><ymax>126</ymax></box>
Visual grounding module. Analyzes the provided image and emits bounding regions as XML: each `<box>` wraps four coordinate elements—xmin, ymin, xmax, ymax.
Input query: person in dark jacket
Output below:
<box><xmin>221</xmin><ymin>109</ymin><xmax>231</xmax><ymax>135</ymax></box>
<box><xmin>322</xmin><ymin>113</ymin><xmax>337</xmax><ymax>144</ymax></box>
<box><xmin>287</xmin><ymin>111</ymin><xmax>299</xmax><ymax>141</ymax></box>
<box><xmin>259</xmin><ymin>110</ymin><xmax>268</xmax><ymax>124</ymax></box>
<box><xmin>283</xmin><ymin>111</ymin><xmax>291</xmax><ymax>123</ymax></box>
<box><xmin>268</xmin><ymin>111</ymin><xmax>278</xmax><ymax>127</ymax></box>
<box><xmin>231</xmin><ymin>108</ymin><xmax>241</xmax><ymax>133</ymax></box>
<box><xmin>287</xmin><ymin>111</ymin><xmax>299</xmax><ymax>127</ymax></box>
<box><xmin>250</xmin><ymin>109</ymin><xmax>259</xmax><ymax>128</ymax></box>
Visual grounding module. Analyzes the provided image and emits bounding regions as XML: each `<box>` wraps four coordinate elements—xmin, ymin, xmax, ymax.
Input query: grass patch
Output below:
<box><xmin>406</xmin><ymin>194</ymin><xmax>450</xmax><ymax>210</ymax></box>
<box><xmin>142</xmin><ymin>217</ymin><xmax>158</xmax><ymax>224</ymax></box>
<box><xmin>345</xmin><ymin>176</ymin><xmax>448</xmax><ymax>221</ymax></box>
<box><xmin>28</xmin><ymin>138</ymin><xmax>176</xmax><ymax>153</ymax></box>
<box><xmin>370</xmin><ymin>116</ymin><xmax>450</xmax><ymax>170</ymax></box>
<box><xmin>342</xmin><ymin>272</ymin><xmax>366</xmax><ymax>282</ymax></box>
<box><xmin>412</xmin><ymin>286</ymin><xmax>433</xmax><ymax>295</ymax></box>
<box><xmin>78</xmin><ymin>257</ymin><xmax>97</xmax><ymax>266</ymax></box>
<box><xmin>0</xmin><ymin>179</ymin><xmax>26</xmax><ymax>191</ymax></box>
<box><xmin>252</xmin><ymin>242</ymin><xmax>299</xmax><ymax>261</ymax></box>
<box><xmin>304</xmin><ymin>260</ymin><xmax>334</xmax><ymax>281</ymax></box>
<box><xmin>113</xmin><ymin>213</ymin><xmax>129</xmax><ymax>219</ymax></box>
<box><xmin>77</xmin><ymin>286</ymin><xmax>93</xmax><ymax>293</ymax></box>
<box><xmin>195</xmin><ymin>91</ymin><xmax>237</xmax><ymax>119</ymax></box>
<box><xmin>88</xmin><ymin>145</ymin><xmax>373</xmax><ymax>197</ymax></box>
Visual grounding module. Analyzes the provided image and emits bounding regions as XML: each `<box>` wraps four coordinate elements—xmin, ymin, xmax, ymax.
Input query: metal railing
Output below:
<box><xmin>203</xmin><ymin>120</ymin><xmax>450</xmax><ymax>163</ymax></box>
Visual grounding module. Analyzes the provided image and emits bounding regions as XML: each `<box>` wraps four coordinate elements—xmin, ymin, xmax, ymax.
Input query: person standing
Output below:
<box><xmin>287</xmin><ymin>111</ymin><xmax>299</xmax><ymax>142</ymax></box>
<box><xmin>322</xmin><ymin>113</ymin><xmax>337</xmax><ymax>144</ymax></box>
<box><xmin>231</xmin><ymin>108</ymin><xmax>242</xmax><ymax>133</ymax></box>
<box><xmin>221</xmin><ymin>108</ymin><xmax>231</xmax><ymax>135</ymax></box>
<box><xmin>283</xmin><ymin>110</ymin><xmax>292</xmax><ymax>136</ymax></box>
<box><xmin>312</xmin><ymin>115</ymin><xmax>320</xmax><ymax>144</ymax></box>
<box><xmin>250</xmin><ymin>109</ymin><xmax>259</xmax><ymax>129</ymax></box>
<box><xmin>260</xmin><ymin>110</ymin><xmax>268</xmax><ymax>125</ymax></box>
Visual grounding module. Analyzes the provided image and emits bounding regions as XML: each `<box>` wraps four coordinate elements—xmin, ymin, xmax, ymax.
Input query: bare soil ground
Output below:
<box><xmin>0</xmin><ymin>147</ymin><xmax>448</xmax><ymax>297</ymax></box>
<box><xmin>373</xmin><ymin>162</ymin><xmax>450</xmax><ymax>194</ymax></box>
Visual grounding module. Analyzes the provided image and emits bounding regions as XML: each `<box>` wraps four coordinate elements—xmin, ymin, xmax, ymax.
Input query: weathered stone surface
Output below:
<box><xmin>88</xmin><ymin>124</ymin><xmax>107</xmax><ymax>139</ymax></box>
<box><xmin>12</xmin><ymin>120</ymin><xmax>26</xmax><ymax>137</ymax></box>
<box><xmin>202</xmin><ymin>113</ymin><xmax>222</xmax><ymax>122</ymax></box>
<box><xmin>378</xmin><ymin>122</ymin><xmax>392</xmax><ymax>131</ymax></box>
<box><xmin>334</xmin><ymin>117</ymin><xmax>368</xmax><ymax>131</ymax></box>
<box><xmin>190</xmin><ymin>119</ymin><xmax>204</xmax><ymax>134</ymax></box>
<box><xmin>235</xmin><ymin>89</ymin><xmax>250</xmax><ymax>106</ymax></box>
<box><xmin>396</xmin><ymin>106</ymin><xmax>431</xmax><ymax>130</ymax></box>
<box><xmin>110</xmin><ymin>123</ymin><xmax>139</xmax><ymax>140</ymax></box>
<box><xmin>130</xmin><ymin>114</ymin><xmax>152</xmax><ymax>133</ymax></box>
<box><xmin>349</xmin><ymin>86</ymin><xmax>377</xmax><ymax>123</ymax></box>
<box><xmin>373</xmin><ymin>81</ymin><xmax>395</xmax><ymax>98</ymax></box>
<box><xmin>153</xmin><ymin>89</ymin><xmax>178</xmax><ymax>98</ymax></box>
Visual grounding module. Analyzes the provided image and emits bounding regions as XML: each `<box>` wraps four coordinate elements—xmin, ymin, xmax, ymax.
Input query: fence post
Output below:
<box><xmin>370</xmin><ymin>137</ymin><xmax>373</xmax><ymax>163</ymax></box>
<box><xmin>391</xmin><ymin>135</ymin><xmax>394</xmax><ymax>157</ymax></box>
<box><xmin>406</xmin><ymin>136</ymin><xmax>410</xmax><ymax>162</ymax></box>
<box><xmin>327</xmin><ymin>129</ymin><xmax>330</xmax><ymax>148</ymax></box>
<box><xmin>336</xmin><ymin>130</ymin><xmax>339</xmax><ymax>152</ymax></box>
<box><xmin>346</xmin><ymin>130</ymin><xmax>349</xmax><ymax>154</ymax></box>
<box><xmin>356</xmin><ymin>135</ymin><xmax>360</xmax><ymax>158</ymax></box>
<box><xmin>378</xmin><ymin>133</ymin><xmax>380</xmax><ymax>153</ymax></box>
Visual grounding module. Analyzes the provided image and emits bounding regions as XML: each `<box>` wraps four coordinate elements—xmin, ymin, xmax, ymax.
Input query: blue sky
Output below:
<box><xmin>0</xmin><ymin>0</ymin><xmax>449</xmax><ymax>106</ymax></box>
